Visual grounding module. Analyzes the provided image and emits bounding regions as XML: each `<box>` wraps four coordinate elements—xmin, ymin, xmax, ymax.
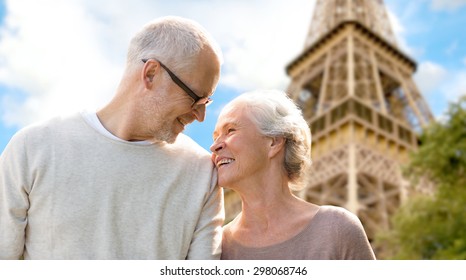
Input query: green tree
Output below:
<box><xmin>377</xmin><ymin>95</ymin><xmax>466</xmax><ymax>259</ymax></box>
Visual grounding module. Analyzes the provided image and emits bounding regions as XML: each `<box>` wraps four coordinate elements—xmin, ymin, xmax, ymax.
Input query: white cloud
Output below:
<box><xmin>385</xmin><ymin>2</ymin><xmax>427</xmax><ymax>58</ymax></box>
<box><xmin>0</xmin><ymin>0</ymin><xmax>132</xmax><ymax>127</ymax></box>
<box><xmin>414</xmin><ymin>61</ymin><xmax>466</xmax><ymax>118</ymax></box>
<box><xmin>414</xmin><ymin>61</ymin><xmax>448</xmax><ymax>95</ymax></box>
<box><xmin>443</xmin><ymin>70</ymin><xmax>466</xmax><ymax>101</ymax></box>
<box><xmin>431</xmin><ymin>0</ymin><xmax>466</xmax><ymax>11</ymax></box>
<box><xmin>386</xmin><ymin>9</ymin><xmax>404</xmax><ymax>43</ymax></box>
<box><xmin>386</xmin><ymin>9</ymin><xmax>413</xmax><ymax>56</ymax></box>
<box><xmin>207</xmin><ymin>0</ymin><xmax>314</xmax><ymax>91</ymax></box>
<box><xmin>0</xmin><ymin>0</ymin><xmax>314</xmax><ymax>128</ymax></box>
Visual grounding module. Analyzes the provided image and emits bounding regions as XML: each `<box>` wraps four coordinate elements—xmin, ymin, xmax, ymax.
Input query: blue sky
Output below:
<box><xmin>0</xmin><ymin>0</ymin><xmax>465</xmax><ymax>154</ymax></box>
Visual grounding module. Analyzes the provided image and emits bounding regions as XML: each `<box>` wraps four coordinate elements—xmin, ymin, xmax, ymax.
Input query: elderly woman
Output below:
<box><xmin>210</xmin><ymin>90</ymin><xmax>375</xmax><ymax>260</ymax></box>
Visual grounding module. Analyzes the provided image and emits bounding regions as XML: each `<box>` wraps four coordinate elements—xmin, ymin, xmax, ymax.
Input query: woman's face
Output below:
<box><xmin>210</xmin><ymin>104</ymin><xmax>272</xmax><ymax>188</ymax></box>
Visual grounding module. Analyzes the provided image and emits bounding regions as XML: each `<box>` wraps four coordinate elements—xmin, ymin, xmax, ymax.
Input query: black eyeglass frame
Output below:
<box><xmin>142</xmin><ymin>58</ymin><xmax>212</xmax><ymax>107</ymax></box>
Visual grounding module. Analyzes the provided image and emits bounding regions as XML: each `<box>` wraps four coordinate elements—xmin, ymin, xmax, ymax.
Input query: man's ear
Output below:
<box><xmin>268</xmin><ymin>136</ymin><xmax>285</xmax><ymax>158</ymax></box>
<box><xmin>142</xmin><ymin>60</ymin><xmax>159</xmax><ymax>88</ymax></box>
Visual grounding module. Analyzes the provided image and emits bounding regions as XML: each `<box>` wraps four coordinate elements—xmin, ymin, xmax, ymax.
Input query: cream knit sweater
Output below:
<box><xmin>0</xmin><ymin>113</ymin><xmax>224</xmax><ymax>259</ymax></box>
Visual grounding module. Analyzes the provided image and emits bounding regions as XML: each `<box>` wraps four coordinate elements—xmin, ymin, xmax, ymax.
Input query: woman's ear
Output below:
<box><xmin>268</xmin><ymin>136</ymin><xmax>286</xmax><ymax>158</ymax></box>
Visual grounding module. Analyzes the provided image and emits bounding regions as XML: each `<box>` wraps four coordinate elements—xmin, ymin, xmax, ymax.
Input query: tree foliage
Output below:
<box><xmin>377</xmin><ymin>96</ymin><xmax>466</xmax><ymax>259</ymax></box>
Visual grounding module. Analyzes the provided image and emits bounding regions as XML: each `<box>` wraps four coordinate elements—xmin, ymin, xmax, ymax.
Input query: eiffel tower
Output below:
<box><xmin>286</xmin><ymin>0</ymin><xmax>433</xmax><ymax>245</ymax></box>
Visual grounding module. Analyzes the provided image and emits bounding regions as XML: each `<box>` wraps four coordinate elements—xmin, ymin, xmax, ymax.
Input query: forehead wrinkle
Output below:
<box><xmin>213</xmin><ymin>103</ymin><xmax>248</xmax><ymax>139</ymax></box>
<box><xmin>213</xmin><ymin>119</ymin><xmax>241</xmax><ymax>139</ymax></box>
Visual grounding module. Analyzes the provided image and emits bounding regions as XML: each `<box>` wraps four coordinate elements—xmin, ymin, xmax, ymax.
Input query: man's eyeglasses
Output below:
<box><xmin>142</xmin><ymin>59</ymin><xmax>213</xmax><ymax>107</ymax></box>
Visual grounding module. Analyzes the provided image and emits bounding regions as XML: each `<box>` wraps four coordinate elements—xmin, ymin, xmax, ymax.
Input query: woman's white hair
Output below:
<box><xmin>224</xmin><ymin>89</ymin><xmax>312</xmax><ymax>191</ymax></box>
<box><xmin>126</xmin><ymin>16</ymin><xmax>223</xmax><ymax>74</ymax></box>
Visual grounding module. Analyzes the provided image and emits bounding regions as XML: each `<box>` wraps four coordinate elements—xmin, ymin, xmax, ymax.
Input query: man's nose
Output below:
<box><xmin>192</xmin><ymin>105</ymin><xmax>206</xmax><ymax>122</ymax></box>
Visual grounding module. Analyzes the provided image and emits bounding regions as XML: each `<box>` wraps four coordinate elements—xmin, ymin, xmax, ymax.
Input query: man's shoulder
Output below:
<box><xmin>20</xmin><ymin>113</ymin><xmax>81</xmax><ymax>132</ymax></box>
<box><xmin>174</xmin><ymin>133</ymin><xmax>210</xmax><ymax>155</ymax></box>
<box><xmin>2</xmin><ymin>113</ymin><xmax>84</xmax><ymax>159</ymax></box>
<box><xmin>9</xmin><ymin>113</ymin><xmax>83</xmax><ymax>144</ymax></box>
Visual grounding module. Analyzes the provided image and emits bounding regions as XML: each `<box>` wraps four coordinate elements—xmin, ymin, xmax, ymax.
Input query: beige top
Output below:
<box><xmin>221</xmin><ymin>205</ymin><xmax>376</xmax><ymax>260</ymax></box>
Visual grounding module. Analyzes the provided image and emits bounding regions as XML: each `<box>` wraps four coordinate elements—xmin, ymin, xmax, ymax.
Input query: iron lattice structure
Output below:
<box><xmin>285</xmin><ymin>0</ymin><xmax>433</xmax><ymax>245</ymax></box>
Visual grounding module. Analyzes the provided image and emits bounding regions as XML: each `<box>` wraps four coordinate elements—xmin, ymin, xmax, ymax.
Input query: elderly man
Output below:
<box><xmin>0</xmin><ymin>16</ymin><xmax>224</xmax><ymax>260</ymax></box>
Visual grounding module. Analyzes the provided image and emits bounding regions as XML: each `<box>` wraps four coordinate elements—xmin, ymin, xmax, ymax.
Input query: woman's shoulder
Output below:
<box><xmin>314</xmin><ymin>205</ymin><xmax>375</xmax><ymax>259</ymax></box>
<box><xmin>318</xmin><ymin>205</ymin><xmax>356</xmax><ymax>216</ymax></box>
<box><xmin>315</xmin><ymin>205</ymin><xmax>363</xmax><ymax>228</ymax></box>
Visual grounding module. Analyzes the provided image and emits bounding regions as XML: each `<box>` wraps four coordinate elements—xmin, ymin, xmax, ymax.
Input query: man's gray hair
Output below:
<box><xmin>224</xmin><ymin>90</ymin><xmax>312</xmax><ymax>191</ymax></box>
<box><xmin>126</xmin><ymin>16</ymin><xmax>223</xmax><ymax>73</ymax></box>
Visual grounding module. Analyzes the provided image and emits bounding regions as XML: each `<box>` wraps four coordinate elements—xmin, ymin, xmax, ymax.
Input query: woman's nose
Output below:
<box><xmin>210</xmin><ymin>139</ymin><xmax>224</xmax><ymax>153</ymax></box>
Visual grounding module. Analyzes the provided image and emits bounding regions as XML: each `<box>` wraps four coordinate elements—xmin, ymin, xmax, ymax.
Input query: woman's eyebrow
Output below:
<box><xmin>212</xmin><ymin>121</ymin><xmax>240</xmax><ymax>140</ymax></box>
